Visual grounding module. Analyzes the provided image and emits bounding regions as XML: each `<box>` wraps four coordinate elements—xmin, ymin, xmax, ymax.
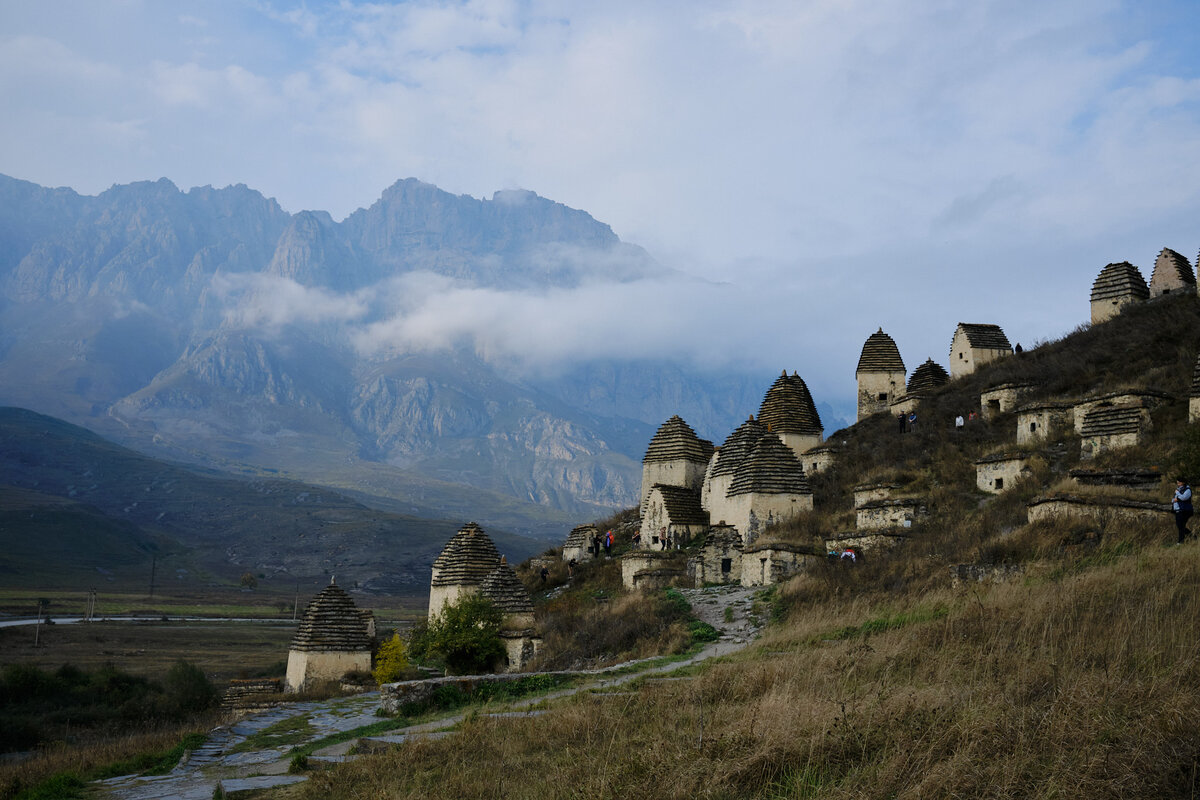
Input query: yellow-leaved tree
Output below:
<box><xmin>373</xmin><ymin>633</ymin><xmax>408</xmax><ymax>685</ymax></box>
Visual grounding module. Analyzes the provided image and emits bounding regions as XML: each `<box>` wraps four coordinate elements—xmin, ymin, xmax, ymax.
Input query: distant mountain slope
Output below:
<box><xmin>0</xmin><ymin>407</ymin><xmax>544</xmax><ymax>594</ymax></box>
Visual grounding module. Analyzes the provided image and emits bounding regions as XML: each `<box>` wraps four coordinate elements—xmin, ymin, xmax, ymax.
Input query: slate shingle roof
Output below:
<box><xmin>758</xmin><ymin>371</ymin><xmax>822</xmax><ymax>436</ymax></box>
<box><xmin>431</xmin><ymin>522</ymin><xmax>501</xmax><ymax>587</ymax></box>
<box><xmin>1192</xmin><ymin>353</ymin><xmax>1200</xmax><ymax>398</ymax></box>
<box><xmin>564</xmin><ymin>524</ymin><xmax>598</xmax><ymax>550</ymax></box>
<box><xmin>728</xmin><ymin>433</ymin><xmax>812</xmax><ymax>497</ymax></box>
<box><xmin>907</xmin><ymin>359</ymin><xmax>950</xmax><ymax>395</ymax></box>
<box><xmin>643</xmin><ymin>415</ymin><xmax>714</xmax><ymax>464</ymax></box>
<box><xmin>955</xmin><ymin>323</ymin><xmax>1012</xmax><ymax>351</ymax></box>
<box><xmin>1090</xmin><ymin>261</ymin><xmax>1149</xmax><ymax>302</ymax></box>
<box><xmin>478</xmin><ymin>558</ymin><xmax>534</xmax><ymax>615</ymax></box>
<box><xmin>1151</xmin><ymin>247</ymin><xmax>1195</xmax><ymax>288</ymax></box>
<box><xmin>711</xmin><ymin>416</ymin><xmax>769</xmax><ymax>477</ymax></box>
<box><xmin>650</xmin><ymin>483</ymin><xmax>708</xmax><ymax>525</ymax></box>
<box><xmin>1080</xmin><ymin>405</ymin><xmax>1145</xmax><ymax>437</ymax></box>
<box><xmin>856</xmin><ymin>328</ymin><xmax>905</xmax><ymax>374</ymax></box>
<box><xmin>290</xmin><ymin>583</ymin><xmax>372</xmax><ymax>653</ymax></box>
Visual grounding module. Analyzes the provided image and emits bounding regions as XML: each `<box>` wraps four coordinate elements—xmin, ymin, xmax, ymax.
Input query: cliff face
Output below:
<box><xmin>0</xmin><ymin>173</ymin><xmax>750</xmax><ymax>529</ymax></box>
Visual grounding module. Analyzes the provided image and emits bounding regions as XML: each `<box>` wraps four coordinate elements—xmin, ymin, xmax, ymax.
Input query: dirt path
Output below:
<box><xmin>96</xmin><ymin>585</ymin><xmax>764</xmax><ymax>799</ymax></box>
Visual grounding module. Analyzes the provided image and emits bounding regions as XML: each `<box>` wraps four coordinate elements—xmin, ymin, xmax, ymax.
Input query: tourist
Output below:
<box><xmin>604</xmin><ymin>529</ymin><xmax>613</xmax><ymax>556</ymax></box>
<box><xmin>1173</xmin><ymin>477</ymin><xmax>1193</xmax><ymax>544</ymax></box>
<box><xmin>968</xmin><ymin>410</ymin><xmax>977</xmax><ymax>423</ymax></box>
<box><xmin>540</xmin><ymin>566</ymin><xmax>549</xmax><ymax>583</ymax></box>
<box><xmin>908</xmin><ymin>412</ymin><xmax>917</xmax><ymax>432</ymax></box>
<box><xmin>898</xmin><ymin>412</ymin><xmax>906</xmax><ymax>433</ymax></box>
<box><xmin>955</xmin><ymin>414</ymin><xmax>964</xmax><ymax>432</ymax></box>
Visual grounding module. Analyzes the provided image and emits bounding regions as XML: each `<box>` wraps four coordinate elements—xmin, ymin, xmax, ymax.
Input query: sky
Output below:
<box><xmin>3</xmin><ymin>0</ymin><xmax>1200</xmax><ymax>427</ymax></box>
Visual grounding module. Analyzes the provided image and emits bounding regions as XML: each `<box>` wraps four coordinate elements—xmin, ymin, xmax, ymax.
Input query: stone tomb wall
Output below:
<box><xmin>724</xmin><ymin>491</ymin><xmax>813</xmax><ymax>546</ymax></box>
<box><xmin>825</xmin><ymin>532</ymin><xmax>907</xmax><ymax>554</ymax></box>
<box><xmin>858</xmin><ymin>369</ymin><xmax>906</xmax><ymax>421</ymax></box>
<box><xmin>1016</xmin><ymin>404</ymin><xmax>1074</xmax><ymax>445</ymax></box>
<box><xmin>640</xmin><ymin>460</ymin><xmax>707</xmax><ymax>512</ymax></box>
<box><xmin>975</xmin><ymin>455</ymin><xmax>1032</xmax><ymax>493</ymax></box>
<box><xmin>621</xmin><ymin>552</ymin><xmax>681</xmax><ymax>590</ymax></box>
<box><xmin>802</xmin><ymin>447</ymin><xmax>836</xmax><ymax>476</ymax></box>
<box><xmin>740</xmin><ymin>546</ymin><xmax>819</xmax><ymax>587</ymax></box>
<box><xmin>285</xmin><ymin>650</ymin><xmax>371</xmax><ymax>693</ymax></box>
<box><xmin>854</xmin><ymin>483</ymin><xmax>899</xmax><ymax>508</ymax></box>
<box><xmin>980</xmin><ymin>384</ymin><xmax>1033</xmax><ymax>421</ymax></box>
<box><xmin>856</xmin><ymin>499</ymin><xmax>924</xmax><ymax>531</ymax></box>
<box><xmin>1026</xmin><ymin>495</ymin><xmax>1171</xmax><ymax>526</ymax></box>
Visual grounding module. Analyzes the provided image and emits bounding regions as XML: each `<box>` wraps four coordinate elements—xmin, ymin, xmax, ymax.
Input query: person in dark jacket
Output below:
<box><xmin>1173</xmin><ymin>477</ymin><xmax>1193</xmax><ymax>543</ymax></box>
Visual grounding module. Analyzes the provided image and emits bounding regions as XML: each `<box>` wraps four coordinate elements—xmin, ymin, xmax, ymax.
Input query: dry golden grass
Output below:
<box><xmin>300</xmin><ymin>530</ymin><xmax>1200</xmax><ymax>799</ymax></box>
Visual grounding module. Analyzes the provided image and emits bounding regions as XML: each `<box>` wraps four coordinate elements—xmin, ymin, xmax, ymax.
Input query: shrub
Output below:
<box><xmin>414</xmin><ymin>595</ymin><xmax>504</xmax><ymax>675</ymax></box>
<box><xmin>372</xmin><ymin>633</ymin><xmax>408</xmax><ymax>685</ymax></box>
<box><xmin>163</xmin><ymin>661</ymin><xmax>217</xmax><ymax>715</ymax></box>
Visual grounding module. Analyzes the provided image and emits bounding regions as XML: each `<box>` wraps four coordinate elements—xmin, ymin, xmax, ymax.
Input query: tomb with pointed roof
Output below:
<box><xmin>890</xmin><ymin>358</ymin><xmax>950</xmax><ymax>416</ymax></box>
<box><xmin>639</xmin><ymin>415</ymin><xmax>714</xmax><ymax>515</ymax></box>
<box><xmin>1090</xmin><ymin>261</ymin><xmax>1148</xmax><ymax>324</ymax></box>
<box><xmin>1148</xmin><ymin>247</ymin><xmax>1195</xmax><ymax>299</ymax></box>
<box><xmin>856</xmin><ymin>328</ymin><xmax>906</xmax><ymax>421</ymax></box>
<box><xmin>701</xmin><ymin>415</ymin><xmax>768</xmax><ymax>522</ymax></box>
<box><xmin>950</xmin><ymin>323</ymin><xmax>1013</xmax><ymax>379</ymax></box>
<box><xmin>285</xmin><ymin>581</ymin><xmax>374</xmax><ymax>692</ymax></box>
<box><xmin>723</xmin><ymin>433</ymin><xmax>813</xmax><ymax>545</ymax></box>
<box><xmin>757</xmin><ymin>370</ymin><xmax>823</xmax><ymax>460</ymax></box>
<box><xmin>479</xmin><ymin>557</ymin><xmax>541</xmax><ymax>671</ymax></box>
<box><xmin>428</xmin><ymin>522</ymin><xmax>502</xmax><ymax>621</ymax></box>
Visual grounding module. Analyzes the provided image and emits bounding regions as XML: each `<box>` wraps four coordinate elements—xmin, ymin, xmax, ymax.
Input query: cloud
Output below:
<box><xmin>212</xmin><ymin>273</ymin><xmax>369</xmax><ymax>330</ymax></box>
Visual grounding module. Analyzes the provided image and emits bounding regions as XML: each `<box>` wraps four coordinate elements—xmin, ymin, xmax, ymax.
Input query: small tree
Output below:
<box><xmin>163</xmin><ymin>660</ymin><xmax>217</xmax><ymax>715</ymax></box>
<box><xmin>372</xmin><ymin>633</ymin><xmax>409</xmax><ymax>685</ymax></box>
<box><xmin>239</xmin><ymin>572</ymin><xmax>258</xmax><ymax>589</ymax></box>
<box><xmin>420</xmin><ymin>594</ymin><xmax>505</xmax><ymax>674</ymax></box>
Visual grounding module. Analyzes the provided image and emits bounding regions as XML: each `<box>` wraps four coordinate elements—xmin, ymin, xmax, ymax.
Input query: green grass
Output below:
<box><xmin>817</xmin><ymin>604</ymin><xmax>950</xmax><ymax>642</ymax></box>
<box><xmin>228</xmin><ymin>715</ymin><xmax>316</xmax><ymax>753</ymax></box>
<box><xmin>289</xmin><ymin>718</ymin><xmax>416</xmax><ymax>758</ymax></box>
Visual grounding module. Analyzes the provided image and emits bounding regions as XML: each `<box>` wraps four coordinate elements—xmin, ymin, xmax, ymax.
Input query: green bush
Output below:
<box><xmin>163</xmin><ymin>661</ymin><xmax>217</xmax><ymax>715</ymax></box>
<box><xmin>413</xmin><ymin>595</ymin><xmax>505</xmax><ymax>674</ymax></box>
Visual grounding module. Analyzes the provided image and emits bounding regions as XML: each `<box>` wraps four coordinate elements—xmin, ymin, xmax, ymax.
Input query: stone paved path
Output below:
<box><xmin>96</xmin><ymin>585</ymin><xmax>762</xmax><ymax>799</ymax></box>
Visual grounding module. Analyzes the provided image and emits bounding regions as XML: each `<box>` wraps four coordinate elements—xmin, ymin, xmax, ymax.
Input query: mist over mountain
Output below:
<box><xmin>0</xmin><ymin>174</ymin><xmax>782</xmax><ymax>532</ymax></box>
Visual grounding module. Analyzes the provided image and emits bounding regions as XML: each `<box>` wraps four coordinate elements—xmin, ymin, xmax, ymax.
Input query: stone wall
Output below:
<box><xmin>620</xmin><ymin>552</ymin><xmax>680</xmax><ymax>590</ymax></box>
<box><xmin>740</xmin><ymin>545</ymin><xmax>819</xmax><ymax>586</ymax></box>
<box><xmin>857</xmin><ymin>369</ymin><xmax>906</xmax><ymax>421</ymax></box>
<box><xmin>724</xmin><ymin>491</ymin><xmax>813</xmax><ymax>546</ymax></box>
<box><xmin>285</xmin><ymin>649</ymin><xmax>372</xmax><ymax>693</ymax></box>
<box><xmin>975</xmin><ymin>454</ymin><xmax>1032</xmax><ymax>493</ymax></box>
<box><xmin>802</xmin><ymin>446</ymin><xmax>836</xmax><ymax>475</ymax></box>
<box><xmin>853</xmin><ymin>483</ymin><xmax>899</xmax><ymax>508</ymax></box>
<box><xmin>776</xmin><ymin>431</ymin><xmax>823</xmax><ymax>462</ymax></box>
<box><xmin>690</xmin><ymin>543</ymin><xmax>743</xmax><ymax>586</ymax></box>
<box><xmin>640</xmin><ymin>460</ymin><xmax>707</xmax><ymax>513</ymax></box>
<box><xmin>1016</xmin><ymin>404</ymin><xmax>1073</xmax><ymax>445</ymax></box>
<box><xmin>499</xmin><ymin>631</ymin><xmax>541</xmax><ymax>673</ymax></box>
<box><xmin>1026</xmin><ymin>495</ymin><xmax>1171</xmax><ymax>526</ymax></box>
<box><xmin>1070</xmin><ymin>468</ymin><xmax>1162</xmax><ymax>493</ymax></box>
<box><xmin>856</xmin><ymin>499</ymin><xmax>924</xmax><ymax>531</ymax></box>
<box><xmin>1191</xmin><ymin>396</ymin><xmax>1200</xmax><ymax>425</ymax></box>
<box><xmin>980</xmin><ymin>383</ymin><xmax>1033</xmax><ymax>420</ymax></box>
<box><xmin>428</xmin><ymin>583</ymin><xmax>473</xmax><ymax>621</ymax></box>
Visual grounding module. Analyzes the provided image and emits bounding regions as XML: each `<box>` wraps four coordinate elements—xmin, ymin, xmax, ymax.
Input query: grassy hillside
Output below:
<box><xmin>0</xmin><ymin>408</ymin><xmax>545</xmax><ymax>596</ymax></box>
<box><xmin>295</xmin><ymin>292</ymin><xmax>1200</xmax><ymax>799</ymax></box>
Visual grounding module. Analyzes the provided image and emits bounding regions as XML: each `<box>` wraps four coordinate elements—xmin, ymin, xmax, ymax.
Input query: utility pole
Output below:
<box><xmin>148</xmin><ymin>555</ymin><xmax>156</xmax><ymax>601</ymax></box>
<box><xmin>34</xmin><ymin>600</ymin><xmax>43</xmax><ymax>647</ymax></box>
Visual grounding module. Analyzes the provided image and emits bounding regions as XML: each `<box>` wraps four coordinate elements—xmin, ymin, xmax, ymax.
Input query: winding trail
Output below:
<box><xmin>96</xmin><ymin>585</ymin><xmax>764</xmax><ymax>799</ymax></box>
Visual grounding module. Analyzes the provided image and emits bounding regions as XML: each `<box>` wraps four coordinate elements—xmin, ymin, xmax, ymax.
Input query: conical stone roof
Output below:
<box><xmin>643</xmin><ymin>415</ymin><xmax>714</xmax><ymax>464</ymax></box>
<box><xmin>907</xmin><ymin>359</ymin><xmax>950</xmax><ymax>395</ymax></box>
<box><xmin>1080</xmin><ymin>405</ymin><xmax>1144</xmax><ymax>437</ymax></box>
<box><xmin>758</xmin><ymin>371</ymin><xmax>822</xmax><ymax>436</ymax></box>
<box><xmin>431</xmin><ymin>522</ymin><xmax>501</xmax><ymax>587</ymax></box>
<box><xmin>1151</xmin><ymin>247</ymin><xmax>1195</xmax><ymax>288</ymax></box>
<box><xmin>1090</xmin><ymin>262</ymin><xmax>1149</xmax><ymax>302</ymax></box>
<box><xmin>711</xmin><ymin>416</ymin><xmax>769</xmax><ymax>477</ymax></box>
<box><xmin>728</xmin><ymin>433</ymin><xmax>812</xmax><ymax>497</ymax></box>
<box><xmin>290</xmin><ymin>582</ymin><xmax>371</xmax><ymax>653</ymax></box>
<box><xmin>479</xmin><ymin>557</ymin><xmax>534</xmax><ymax>615</ymax></box>
<box><xmin>650</xmin><ymin>484</ymin><xmax>708</xmax><ymax>525</ymax></box>
<box><xmin>856</xmin><ymin>328</ymin><xmax>905</xmax><ymax>374</ymax></box>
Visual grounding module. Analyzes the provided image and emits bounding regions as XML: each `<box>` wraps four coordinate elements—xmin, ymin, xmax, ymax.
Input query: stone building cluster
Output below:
<box><xmin>1089</xmin><ymin>247</ymin><xmax>1198</xmax><ymax>324</ymax></box>
<box><xmin>427</xmin><ymin>522</ymin><xmax>540</xmax><ymax>672</ymax></box>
